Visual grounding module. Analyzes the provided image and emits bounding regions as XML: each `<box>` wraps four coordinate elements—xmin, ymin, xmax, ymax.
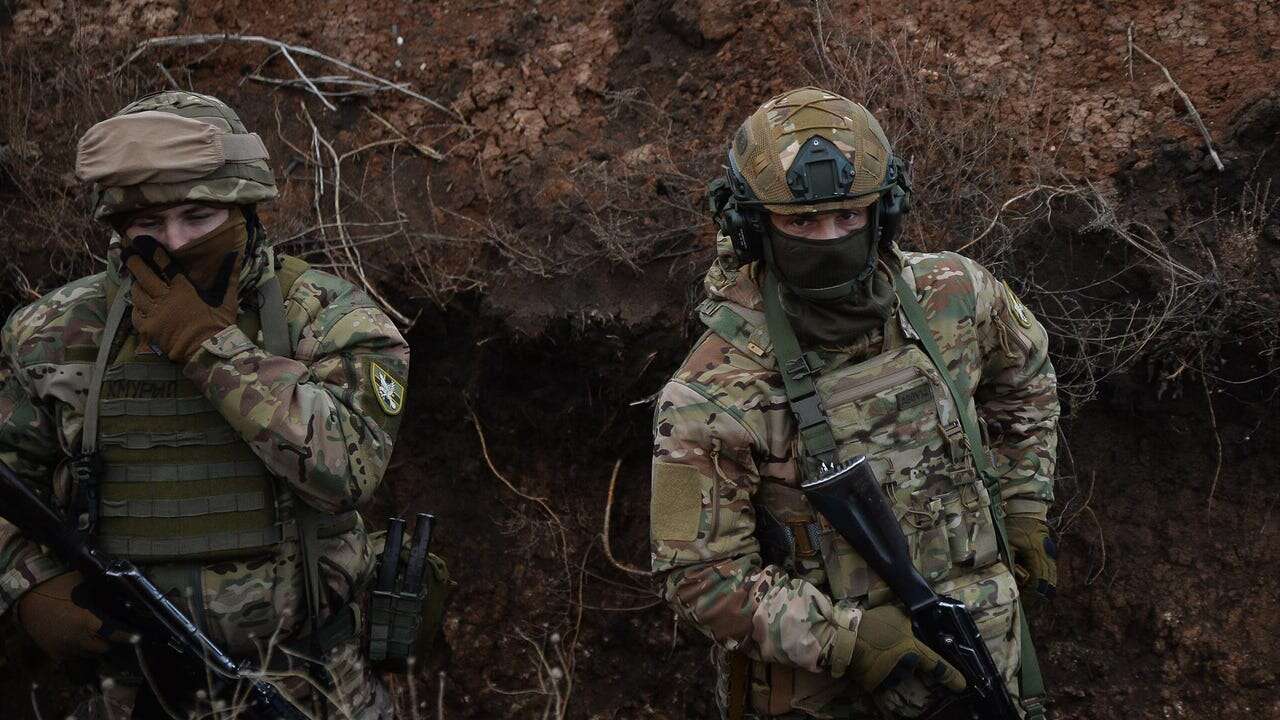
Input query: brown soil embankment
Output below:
<box><xmin>2</xmin><ymin>1</ymin><xmax>1278</xmax><ymax>718</ymax></box>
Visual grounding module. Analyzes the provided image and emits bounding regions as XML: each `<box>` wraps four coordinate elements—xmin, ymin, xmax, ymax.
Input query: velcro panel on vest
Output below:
<box><xmin>95</xmin><ymin>333</ymin><xmax>280</xmax><ymax>563</ymax></box>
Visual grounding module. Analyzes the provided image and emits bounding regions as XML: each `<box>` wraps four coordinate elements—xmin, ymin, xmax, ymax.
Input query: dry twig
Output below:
<box><xmin>600</xmin><ymin>459</ymin><xmax>654</xmax><ymax>577</ymax></box>
<box><xmin>114</xmin><ymin>34</ymin><xmax>460</xmax><ymax>120</ymax></box>
<box><xmin>1126</xmin><ymin>23</ymin><xmax>1224</xmax><ymax>172</ymax></box>
<box><xmin>1201</xmin><ymin>370</ymin><xmax>1224</xmax><ymax>516</ymax></box>
<box><xmin>469</xmin><ymin>407</ymin><xmax>573</xmax><ymax>599</ymax></box>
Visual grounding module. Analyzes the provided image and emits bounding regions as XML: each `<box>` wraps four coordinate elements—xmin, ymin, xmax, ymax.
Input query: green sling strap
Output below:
<box><xmin>761</xmin><ymin>272</ymin><xmax>840</xmax><ymax>468</ymax></box>
<box><xmin>258</xmin><ymin>265</ymin><xmax>361</xmax><ymax>685</ymax></box>
<box><xmin>83</xmin><ymin>280</ymin><xmax>132</xmax><ymax>460</ymax></box>
<box><xmin>761</xmin><ymin>269</ymin><xmax>1047</xmax><ymax>719</ymax></box>
<box><xmin>890</xmin><ymin>272</ymin><xmax>1048</xmax><ymax>720</ymax></box>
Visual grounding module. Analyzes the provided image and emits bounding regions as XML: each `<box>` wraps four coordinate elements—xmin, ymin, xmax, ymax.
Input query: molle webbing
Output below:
<box><xmin>102</xmin><ymin>460</ymin><xmax>263</xmax><ymax>483</ymax></box>
<box><xmin>99</xmin><ymin>396</ymin><xmax>213</xmax><ymax>417</ymax></box>
<box><xmin>100</xmin><ymin>490</ymin><xmax>267</xmax><ymax>518</ymax></box>
<box><xmin>94</xmin><ymin>312</ymin><xmax>279</xmax><ymax>562</ymax></box>
<box><xmin>99</xmin><ymin>425</ymin><xmax>241</xmax><ymax>450</ymax></box>
<box><xmin>97</xmin><ymin>526</ymin><xmax>285</xmax><ymax>557</ymax></box>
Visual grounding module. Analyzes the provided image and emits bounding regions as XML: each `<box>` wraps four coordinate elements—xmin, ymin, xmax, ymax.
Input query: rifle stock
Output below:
<box><xmin>801</xmin><ymin>457</ymin><xmax>1021</xmax><ymax>720</ymax></box>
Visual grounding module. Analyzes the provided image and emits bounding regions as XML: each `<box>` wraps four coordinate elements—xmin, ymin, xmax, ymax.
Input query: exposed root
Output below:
<box><xmin>1126</xmin><ymin>23</ymin><xmax>1224</xmax><ymax>172</ymax></box>
<box><xmin>601</xmin><ymin>459</ymin><xmax>654</xmax><ymax>578</ymax></box>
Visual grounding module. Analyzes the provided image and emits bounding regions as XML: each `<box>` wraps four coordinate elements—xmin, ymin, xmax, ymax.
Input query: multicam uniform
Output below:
<box><xmin>650</xmin><ymin>238</ymin><xmax>1058</xmax><ymax>718</ymax></box>
<box><xmin>0</xmin><ymin>91</ymin><xmax>409</xmax><ymax>719</ymax></box>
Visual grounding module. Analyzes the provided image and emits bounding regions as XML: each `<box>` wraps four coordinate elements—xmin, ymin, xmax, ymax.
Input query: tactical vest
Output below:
<box><xmin>701</xmin><ymin>260</ymin><xmax>1045</xmax><ymax>719</ymax></box>
<box><xmin>83</xmin><ymin>256</ymin><xmax>311</xmax><ymax>563</ymax></box>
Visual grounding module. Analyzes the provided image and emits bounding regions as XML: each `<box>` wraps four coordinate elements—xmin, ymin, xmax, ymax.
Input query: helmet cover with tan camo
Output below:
<box><xmin>728</xmin><ymin>86</ymin><xmax>895</xmax><ymax>215</ymax></box>
<box><xmin>709</xmin><ymin>86</ymin><xmax>910</xmax><ymax>265</ymax></box>
<box><xmin>75</xmin><ymin>90</ymin><xmax>277</xmax><ymax>221</ymax></box>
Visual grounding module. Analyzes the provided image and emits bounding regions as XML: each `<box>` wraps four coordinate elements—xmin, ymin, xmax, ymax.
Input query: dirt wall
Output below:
<box><xmin>2</xmin><ymin>1</ymin><xmax>1279</xmax><ymax>718</ymax></box>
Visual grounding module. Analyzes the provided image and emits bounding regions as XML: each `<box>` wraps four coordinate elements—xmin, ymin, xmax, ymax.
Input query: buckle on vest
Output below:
<box><xmin>789</xmin><ymin>392</ymin><xmax>826</xmax><ymax>430</ymax></box>
<box><xmin>70</xmin><ymin>451</ymin><xmax>103</xmax><ymax>534</ymax></box>
<box><xmin>1021</xmin><ymin>696</ymin><xmax>1048</xmax><ymax>720</ymax></box>
<box><xmin>783</xmin><ymin>352</ymin><xmax>825</xmax><ymax>380</ymax></box>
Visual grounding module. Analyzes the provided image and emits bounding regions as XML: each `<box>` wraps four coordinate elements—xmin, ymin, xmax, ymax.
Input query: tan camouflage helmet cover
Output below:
<box><xmin>729</xmin><ymin>86</ymin><xmax>892</xmax><ymax>214</ymax></box>
<box><xmin>76</xmin><ymin>90</ymin><xmax>277</xmax><ymax>220</ymax></box>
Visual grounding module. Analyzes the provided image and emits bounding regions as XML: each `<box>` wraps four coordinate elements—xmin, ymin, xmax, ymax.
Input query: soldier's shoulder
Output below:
<box><xmin>901</xmin><ymin>250</ymin><xmax>988</xmax><ymax>291</ymax></box>
<box><xmin>666</xmin><ymin>328</ymin><xmax>777</xmax><ymax>408</ymax></box>
<box><xmin>3</xmin><ymin>272</ymin><xmax>108</xmax><ymax>366</ymax></box>
<box><xmin>281</xmin><ymin>259</ymin><xmax>382</xmax><ymax>331</ymax></box>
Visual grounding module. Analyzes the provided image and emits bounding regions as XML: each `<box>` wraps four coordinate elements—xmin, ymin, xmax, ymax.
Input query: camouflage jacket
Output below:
<box><xmin>0</xmin><ymin>236</ymin><xmax>408</xmax><ymax>712</ymax></box>
<box><xmin>650</xmin><ymin>237</ymin><xmax>1058</xmax><ymax>682</ymax></box>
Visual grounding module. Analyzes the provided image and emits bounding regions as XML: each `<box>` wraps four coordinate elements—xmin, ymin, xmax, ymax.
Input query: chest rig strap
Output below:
<box><xmin>257</xmin><ymin>269</ymin><xmax>358</xmax><ymax>689</ymax></box>
<box><xmin>74</xmin><ymin>277</ymin><xmax>133</xmax><ymax>534</ymax></box>
<box><xmin>891</xmin><ymin>272</ymin><xmax>1048</xmax><ymax>720</ymax></box>
<box><xmin>761</xmin><ymin>271</ymin><xmax>839</xmax><ymax>468</ymax></box>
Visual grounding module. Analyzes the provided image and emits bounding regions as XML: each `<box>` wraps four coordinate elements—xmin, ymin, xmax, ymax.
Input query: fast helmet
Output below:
<box><xmin>708</xmin><ymin>87</ymin><xmax>911</xmax><ymax>265</ymax></box>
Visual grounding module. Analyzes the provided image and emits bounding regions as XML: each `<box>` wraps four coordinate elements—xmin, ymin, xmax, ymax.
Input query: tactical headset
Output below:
<box><xmin>707</xmin><ymin>135</ymin><xmax>913</xmax><ymax>266</ymax></box>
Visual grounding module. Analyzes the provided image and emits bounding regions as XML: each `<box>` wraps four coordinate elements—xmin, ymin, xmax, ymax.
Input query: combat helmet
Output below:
<box><xmin>709</xmin><ymin>86</ymin><xmax>911</xmax><ymax>264</ymax></box>
<box><xmin>75</xmin><ymin>90</ymin><xmax>277</xmax><ymax>221</ymax></box>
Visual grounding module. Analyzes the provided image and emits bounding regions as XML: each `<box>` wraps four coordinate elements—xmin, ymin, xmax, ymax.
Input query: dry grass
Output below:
<box><xmin>0</xmin><ymin>45</ymin><xmax>149</xmax><ymax>305</ymax></box>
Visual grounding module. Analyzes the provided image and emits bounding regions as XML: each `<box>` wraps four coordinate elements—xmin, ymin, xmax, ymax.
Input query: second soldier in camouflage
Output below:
<box><xmin>650</xmin><ymin>88</ymin><xmax>1059</xmax><ymax>719</ymax></box>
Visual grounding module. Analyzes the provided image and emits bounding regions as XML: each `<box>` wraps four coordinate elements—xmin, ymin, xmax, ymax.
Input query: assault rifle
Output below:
<box><xmin>801</xmin><ymin>456</ymin><xmax>1021</xmax><ymax>720</ymax></box>
<box><xmin>0</xmin><ymin>462</ymin><xmax>309</xmax><ymax>720</ymax></box>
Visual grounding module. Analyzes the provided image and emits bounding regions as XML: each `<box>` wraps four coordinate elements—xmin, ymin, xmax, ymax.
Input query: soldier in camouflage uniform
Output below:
<box><xmin>650</xmin><ymin>88</ymin><xmax>1059</xmax><ymax>719</ymax></box>
<box><xmin>0</xmin><ymin>91</ymin><xmax>409</xmax><ymax>718</ymax></box>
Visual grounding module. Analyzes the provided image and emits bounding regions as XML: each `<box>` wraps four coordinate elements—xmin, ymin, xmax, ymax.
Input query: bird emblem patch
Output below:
<box><xmin>1003</xmin><ymin>282</ymin><xmax>1034</xmax><ymax>329</ymax></box>
<box><xmin>370</xmin><ymin>361</ymin><xmax>405</xmax><ymax>415</ymax></box>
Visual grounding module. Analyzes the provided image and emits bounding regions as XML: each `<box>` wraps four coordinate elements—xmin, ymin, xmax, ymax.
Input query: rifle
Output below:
<box><xmin>0</xmin><ymin>462</ymin><xmax>310</xmax><ymax>720</ymax></box>
<box><xmin>801</xmin><ymin>456</ymin><xmax>1021</xmax><ymax>720</ymax></box>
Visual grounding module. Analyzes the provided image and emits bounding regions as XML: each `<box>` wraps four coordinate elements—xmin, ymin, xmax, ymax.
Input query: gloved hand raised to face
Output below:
<box><xmin>843</xmin><ymin>604</ymin><xmax>967</xmax><ymax>694</ymax></box>
<box><xmin>122</xmin><ymin>220</ymin><xmax>243</xmax><ymax>363</ymax></box>
<box><xmin>17</xmin><ymin>571</ymin><xmax>135</xmax><ymax>661</ymax></box>
<box><xmin>1005</xmin><ymin>515</ymin><xmax>1057</xmax><ymax>599</ymax></box>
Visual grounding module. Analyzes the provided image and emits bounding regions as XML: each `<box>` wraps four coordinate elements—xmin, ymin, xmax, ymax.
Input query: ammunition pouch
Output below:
<box><xmin>365</xmin><ymin>528</ymin><xmax>453</xmax><ymax>672</ymax></box>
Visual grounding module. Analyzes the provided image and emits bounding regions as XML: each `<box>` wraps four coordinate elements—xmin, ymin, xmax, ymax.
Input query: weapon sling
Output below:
<box><xmin>760</xmin><ymin>269</ymin><xmax>1048</xmax><ymax>720</ymax></box>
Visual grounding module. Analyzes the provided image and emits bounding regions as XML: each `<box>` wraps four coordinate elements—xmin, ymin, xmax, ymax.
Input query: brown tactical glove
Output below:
<box><xmin>846</xmin><ymin>605</ymin><xmax>967</xmax><ymax>694</ymax></box>
<box><xmin>16</xmin><ymin>571</ymin><xmax>127</xmax><ymax>661</ymax></box>
<box><xmin>1005</xmin><ymin>515</ymin><xmax>1057</xmax><ymax>598</ymax></box>
<box><xmin>123</xmin><ymin>229</ymin><xmax>242</xmax><ymax>364</ymax></box>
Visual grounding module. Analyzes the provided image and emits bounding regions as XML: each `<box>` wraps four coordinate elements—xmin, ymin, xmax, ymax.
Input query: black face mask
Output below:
<box><xmin>764</xmin><ymin>224</ymin><xmax>875</xmax><ymax>301</ymax></box>
<box><xmin>762</xmin><ymin>220</ymin><xmax>898</xmax><ymax>348</ymax></box>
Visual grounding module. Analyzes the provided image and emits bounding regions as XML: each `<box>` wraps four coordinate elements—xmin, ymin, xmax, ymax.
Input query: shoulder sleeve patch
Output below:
<box><xmin>1003</xmin><ymin>282</ymin><xmax>1034</xmax><ymax>329</ymax></box>
<box><xmin>369</xmin><ymin>360</ymin><xmax>405</xmax><ymax>416</ymax></box>
<box><xmin>651</xmin><ymin>462</ymin><xmax>705</xmax><ymax>542</ymax></box>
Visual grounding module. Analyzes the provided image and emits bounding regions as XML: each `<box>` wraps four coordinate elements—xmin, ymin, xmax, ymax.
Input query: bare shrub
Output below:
<box><xmin>809</xmin><ymin>4</ymin><xmax>1036</xmax><ymax>262</ymax></box>
<box><xmin>0</xmin><ymin>45</ymin><xmax>149</xmax><ymax>303</ymax></box>
<box><xmin>553</xmin><ymin>89</ymin><xmax>711</xmax><ymax>274</ymax></box>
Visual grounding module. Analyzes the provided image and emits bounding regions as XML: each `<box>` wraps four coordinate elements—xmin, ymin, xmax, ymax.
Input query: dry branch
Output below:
<box><xmin>1126</xmin><ymin>24</ymin><xmax>1224</xmax><ymax>172</ymax></box>
<box><xmin>114</xmin><ymin>34</ymin><xmax>460</xmax><ymax>120</ymax></box>
<box><xmin>601</xmin><ymin>459</ymin><xmax>654</xmax><ymax>578</ymax></box>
